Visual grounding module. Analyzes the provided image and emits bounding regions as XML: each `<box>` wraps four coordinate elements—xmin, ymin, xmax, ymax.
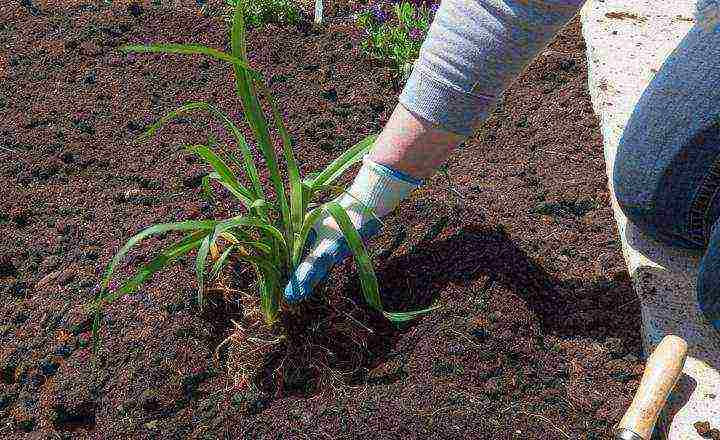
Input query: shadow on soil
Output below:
<box><xmin>222</xmin><ymin>222</ymin><xmax>640</xmax><ymax>412</ymax></box>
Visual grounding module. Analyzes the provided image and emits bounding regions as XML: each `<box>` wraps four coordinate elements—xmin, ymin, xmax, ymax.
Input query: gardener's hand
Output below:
<box><xmin>283</xmin><ymin>156</ymin><xmax>423</xmax><ymax>303</ymax></box>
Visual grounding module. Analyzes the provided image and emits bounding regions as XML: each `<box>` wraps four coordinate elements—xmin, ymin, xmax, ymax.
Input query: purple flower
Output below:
<box><xmin>371</xmin><ymin>4</ymin><xmax>388</xmax><ymax>23</ymax></box>
<box><xmin>409</xmin><ymin>27</ymin><xmax>424</xmax><ymax>41</ymax></box>
<box><xmin>430</xmin><ymin>3</ymin><xmax>439</xmax><ymax>15</ymax></box>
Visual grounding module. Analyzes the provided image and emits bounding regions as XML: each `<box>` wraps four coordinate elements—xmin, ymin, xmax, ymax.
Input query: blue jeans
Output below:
<box><xmin>614</xmin><ymin>14</ymin><xmax>720</xmax><ymax>332</ymax></box>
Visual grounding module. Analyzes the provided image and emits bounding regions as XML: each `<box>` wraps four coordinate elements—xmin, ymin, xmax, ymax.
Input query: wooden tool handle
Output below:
<box><xmin>616</xmin><ymin>335</ymin><xmax>688</xmax><ymax>440</ymax></box>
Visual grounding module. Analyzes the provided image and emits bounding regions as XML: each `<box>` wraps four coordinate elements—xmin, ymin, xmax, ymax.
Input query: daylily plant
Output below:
<box><xmin>91</xmin><ymin>0</ymin><xmax>435</xmax><ymax>353</ymax></box>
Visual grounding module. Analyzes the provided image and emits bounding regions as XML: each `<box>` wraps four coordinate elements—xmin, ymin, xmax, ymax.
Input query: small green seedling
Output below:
<box><xmin>223</xmin><ymin>0</ymin><xmax>301</xmax><ymax>28</ymax></box>
<box><xmin>90</xmin><ymin>0</ymin><xmax>436</xmax><ymax>353</ymax></box>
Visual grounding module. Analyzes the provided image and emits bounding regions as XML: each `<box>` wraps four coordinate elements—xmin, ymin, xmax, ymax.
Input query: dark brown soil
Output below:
<box><xmin>1</xmin><ymin>1</ymin><xmax>643</xmax><ymax>439</ymax></box>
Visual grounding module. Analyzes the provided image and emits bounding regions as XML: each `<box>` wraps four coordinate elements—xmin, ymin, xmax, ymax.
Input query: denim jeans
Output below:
<box><xmin>614</xmin><ymin>13</ymin><xmax>720</xmax><ymax>332</ymax></box>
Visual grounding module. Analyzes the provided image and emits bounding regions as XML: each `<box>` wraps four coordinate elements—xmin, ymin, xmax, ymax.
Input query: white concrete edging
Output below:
<box><xmin>580</xmin><ymin>0</ymin><xmax>719</xmax><ymax>438</ymax></box>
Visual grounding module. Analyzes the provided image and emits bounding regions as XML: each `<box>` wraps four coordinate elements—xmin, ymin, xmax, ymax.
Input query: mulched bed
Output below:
<box><xmin>1</xmin><ymin>1</ymin><xmax>643</xmax><ymax>439</ymax></box>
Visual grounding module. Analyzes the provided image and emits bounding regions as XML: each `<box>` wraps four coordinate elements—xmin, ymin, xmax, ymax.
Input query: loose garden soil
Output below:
<box><xmin>1</xmin><ymin>1</ymin><xmax>644</xmax><ymax>439</ymax></box>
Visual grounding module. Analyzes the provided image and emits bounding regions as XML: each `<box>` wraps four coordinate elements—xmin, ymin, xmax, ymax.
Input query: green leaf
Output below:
<box><xmin>137</xmin><ymin>101</ymin><xmax>208</xmax><ymax>142</ymax></box>
<box><xmin>120</xmin><ymin>44</ymin><xmax>261</xmax><ymax>81</ymax></box>
<box><xmin>231</xmin><ymin>0</ymin><xmax>248</xmax><ymax>60</ymax></box>
<box><xmin>310</xmin><ymin>134</ymin><xmax>378</xmax><ymax>191</ymax></box>
<box><xmin>93</xmin><ymin>231</ymin><xmax>208</xmax><ymax>354</ymax></box>
<box><xmin>255</xmin><ymin>81</ymin><xmax>303</xmax><ymax>240</ymax></box>
<box><xmin>292</xmin><ymin>207</ymin><xmax>323</xmax><ymax>266</ymax></box>
<box><xmin>187</xmin><ymin>145</ymin><xmax>255</xmax><ymax>208</ymax></box>
<box><xmin>105</xmin><ymin>232</ymin><xmax>208</xmax><ymax>304</ymax></box>
<box><xmin>256</xmin><ymin>265</ymin><xmax>281</xmax><ymax>323</ymax></box>
<box><xmin>135</xmin><ymin>101</ymin><xmax>265</xmax><ymax>203</ymax></box>
<box><xmin>195</xmin><ymin>235</ymin><xmax>212</xmax><ymax>309</ymax></box>
<box><xmin>230</xmin><ymin>2</ymin><xmax>291</xmax><ymax>249</ymax></box>
<box><xmin>101</xmin><ymin>220</ymin><xmax>217</xmax><ymax>292</ymax></box>
<box><xmin>209</xmin><ymin>245</ymin><xmax>235</xmax><ymax>280</ymax></box>
<box><xmin>225</xmin><ymin>141</ymin><xmax>265</xmax><ymax>207</ymax></box>
<box><xmin>217</xmin><ymin>228</ymin><xmax>273</xmax><ymax>256</ymax></box>
<box><xmin>325</xmin><ymin>202</ymin><xmax>437</xmax><ymax>322</ymax></box>
<box><xmin>211</xmin><ymin>215</ymin><xmax>287</xmax><ymax>255</ymax></box>
<box><xmin>324</xmin><ymin>202</ymin><xmax>382</xmax><ymax>311</ymax></box>
<box><xmin>384</xmin><ymin>306</ymin><xmax>440</xmax><ymax>322</ymax></box>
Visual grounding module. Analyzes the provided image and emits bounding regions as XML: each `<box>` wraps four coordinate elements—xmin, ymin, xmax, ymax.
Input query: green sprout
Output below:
<box><xmin>224</xmin><ymin>0</ymin><xmax>301</xmax><ymax>28</ymax></box>
<box><xmin>90</xmin><ymin>0</ymin><xmax>437</xmax><ymax>354</ymax></box>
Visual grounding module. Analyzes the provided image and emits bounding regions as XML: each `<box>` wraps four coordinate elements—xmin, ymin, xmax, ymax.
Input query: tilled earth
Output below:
<box><xmin>1</xmin><ymin>1</ymin><xmax>643</xmax><ymax>439</ymax></box>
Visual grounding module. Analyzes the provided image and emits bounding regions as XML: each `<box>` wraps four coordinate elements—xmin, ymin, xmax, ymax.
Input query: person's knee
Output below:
<box><xmin>613</xmin><ymin>143</ymin><xmax>656</xmax><ymax>227</ymax></box>
<box><xmin>698</xmin><ymin>221</ymin><xmax>720</xmax><ymax>331</ymax></box>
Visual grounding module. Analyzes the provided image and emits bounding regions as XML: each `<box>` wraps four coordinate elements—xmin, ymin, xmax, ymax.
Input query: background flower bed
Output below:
<box><xmin>1</xmin><ymin>1</ymin><xmax>642</xmax><ymax>438</ymax></box>
<box><xmin>355</xmin><ymin>0</ymin><xmax>439</xmax><ymax>78</ymax></box>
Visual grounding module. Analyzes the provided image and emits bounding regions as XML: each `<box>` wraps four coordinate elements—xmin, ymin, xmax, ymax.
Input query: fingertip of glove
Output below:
<box><xmin>283</xmin><ymin>273</ymin><xmax>310</xmax><ymax>304</ymax></box>
<box><xmin>283</xmin><ymin>263</ymin><xmax>327</xmax><ymax>304</ymax></box>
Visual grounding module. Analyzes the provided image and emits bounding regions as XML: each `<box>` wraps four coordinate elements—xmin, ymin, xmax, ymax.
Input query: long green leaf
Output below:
<box><xmin>230</xmin><ymin>2</ymin><xmax>291</xmax><ymax>248</ymax></box>
<box><xmin>211</xmin><ymin>215</ymin><xmax>288</xmax><ymax>258</ymax></box>
<box><xmin>101</xmin><ymin>220</ymin><xmax>217</xmax><ymax>291</ymax></box>
<box><xmin>325</xmin><ymin>202</ymin><xmax>437</xmax><ymax>322</ymax></box>
<box><xmin>138</xmin><ymin>102</ymin><xmax>207</xmax><ymax>142</ymax></box>
<box><xmin>324</xmin><ymin>202</ymin><xmax>382</xmax><ymax>311</ymax></box>
<box><xmin>255</xmin><ymin>265</ymin><xmax>281</xmax><ymax>324</ymax></box>
<box><xmin>231</xmin><ymin>0</ymin><xmax>248</xmax><ymax>60</ymax></box>
<box><xmin>205</xmin><ymin>176</ymin><xmax>260</xmax><ymax>218</ymax></box>
<box><xmin>120</xmin><ymin>44</ymin><xmax>261</xmax><ymax>80</ymax></box>
<box><xmin>188</xmin><ymin>145</ymin><xmax>254</xmax><ymax>208</ymax></box>
<box><xmin>255</xmin><ymin>82</ymin><xmax>303</xmax><ymax>236</ymax></box>
<box><xmin>102</xmin><ymin>231</ymin><xmax>210</xmax><ymax>304</ymax></box>
<box><xmin>383</xmin><ymin>307</ymin><xmax>441</xmax><ymax>322</ymax></box>
<box><xmin>225</xmin><ymin>139</ymin><xmax>264</xmax><ymax>206</ymax></box>
<box><xmin>217</xmin><ymin>229</ymin><xmax>273</xmax><ymax>256</ymax></box>
<box><xmin>205</xmin><ymin>109</ymin><xmax>264</xmax><ymax>202</ymax></box>
<box><xmin>92</xmin><ymin>231</ymin><xmax>208</xmax><ymax>355</ymax></box>
<box><xmin>292</xmin><ymin>207</ymin><xmax>323</xmax><ymax>266</ymax></box>
<box><xmin>233</xmin><ymin>239</ymin><xmax>273</xmax><ymax>256</ymax></box>
<box><xmin>310</xmin><ymin>134</ymin><xmax>378</xmax><ymax>191</ymax></box>
<box><xmin>136</xmin><ymin>101</ymin><xmax>265</xmax><ymax>203</ymax></box>
<box><xmin>195</xmin><ymin>235</ymin><xmax>212</xmax><ymax>309</ymax></box>
<box><xmin>230</xmin><ymin>247</ymin><xmax>283</xmax><ymax>323</ymax></box>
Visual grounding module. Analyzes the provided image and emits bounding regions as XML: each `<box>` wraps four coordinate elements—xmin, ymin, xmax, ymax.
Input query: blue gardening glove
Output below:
<box><xmin>284</xmin><ymin>156</ymin><xmax>423</xmax><ymax>303</ymax></box>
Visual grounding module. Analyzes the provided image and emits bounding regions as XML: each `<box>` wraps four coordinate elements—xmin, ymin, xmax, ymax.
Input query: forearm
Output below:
<box><xmin>403</xmin><ymin>0</ymin><xmax>585</xmax><ymax>137</ymax></box>
<box><xmin>370</xmin><ymin>104</ymin><xmax>463</xmax><ymax>179</ymax></box>
<box><xmin>372</xmin><ymin>0</ymin><xmax>585</xmax><ymax>177</ymax></box>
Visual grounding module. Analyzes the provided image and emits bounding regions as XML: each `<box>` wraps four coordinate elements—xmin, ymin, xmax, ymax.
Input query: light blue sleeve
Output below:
<box><xmin>399</xmin><ymin>0</ymin><xmax>586</xmax><ymax>137</ymax></box>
